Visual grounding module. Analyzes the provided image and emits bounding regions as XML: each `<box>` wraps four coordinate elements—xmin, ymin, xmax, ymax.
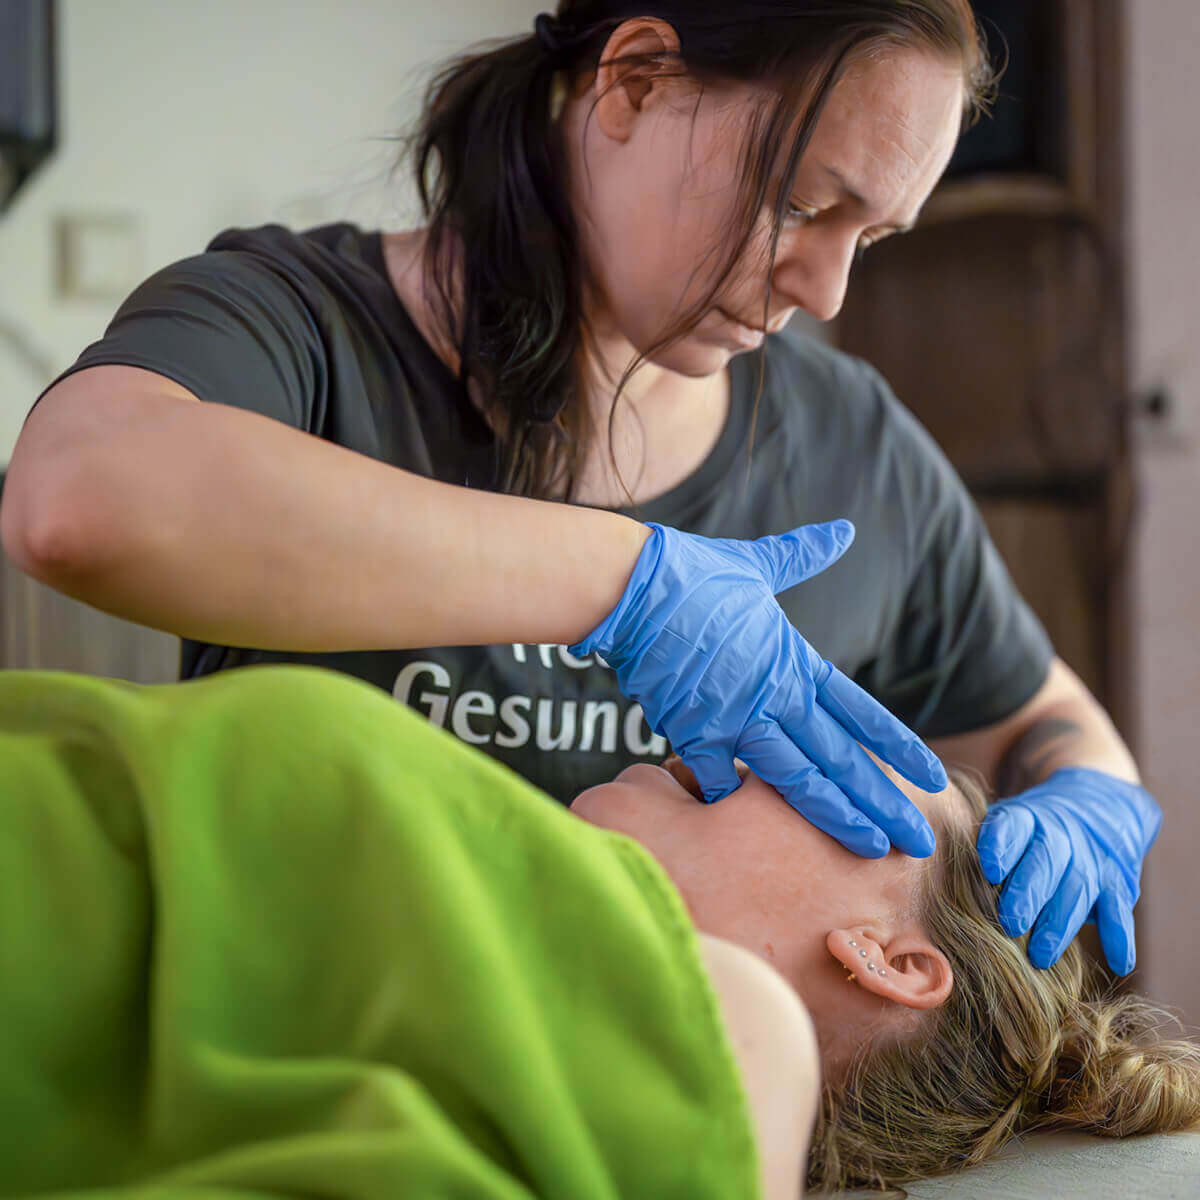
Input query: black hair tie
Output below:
<box><xmin>534</xmin><ymin>12</ymin><xmax>571</xmax><ymax>60</ymax></box>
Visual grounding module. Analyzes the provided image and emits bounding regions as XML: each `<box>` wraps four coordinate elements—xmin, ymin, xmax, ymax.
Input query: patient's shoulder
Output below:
<box><xmin>697</xmin><ymin>933</ymin><xmax>820</xmax><ymax>1199</ymax></box>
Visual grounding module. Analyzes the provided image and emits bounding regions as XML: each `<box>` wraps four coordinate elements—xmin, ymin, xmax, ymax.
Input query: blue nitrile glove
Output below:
<box><xmin>570</xmin><ymin>520</ymin><xmax>948</xmax><ymax>859</ymax></box>
<box><xmin>976</xmin><ymin>766</ymin><xmax>1163</xmax><ymax>975</ymax></box>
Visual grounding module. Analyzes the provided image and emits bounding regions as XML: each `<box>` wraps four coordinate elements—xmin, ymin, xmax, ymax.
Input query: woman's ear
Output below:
<box><xmin>826</xmin><ymin>927</ymin><xmax>953</xmax><ymax>1011</ymax></box>
<box><xmin>593</xmin><ymin>17</ymin><xmax>684</xmax><ymax>135</ymax></box>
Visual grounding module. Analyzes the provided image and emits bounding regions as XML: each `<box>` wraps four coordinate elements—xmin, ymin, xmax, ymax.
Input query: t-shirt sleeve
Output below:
<box><xmin>854</xmin><ymin>363</ymin><xmax>1055</xmax><ymax>739</ymax></box>
<box><xmin>28</xmin><ymin>248</ymin><xmax>324</xmax><ymax>431</ymax></box>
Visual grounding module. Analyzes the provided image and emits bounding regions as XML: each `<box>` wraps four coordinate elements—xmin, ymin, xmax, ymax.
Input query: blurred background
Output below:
<box><xmin>0</xmin><ymin>1</ymin><xmax>1196</xmax><ymax>1025</ymax></box>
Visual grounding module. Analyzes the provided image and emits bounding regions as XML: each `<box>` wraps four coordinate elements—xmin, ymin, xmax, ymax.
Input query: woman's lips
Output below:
<box><xmin>719</xmin><ymin>310</ymin><xmax>766</xmax><ymax>347</ymax></box>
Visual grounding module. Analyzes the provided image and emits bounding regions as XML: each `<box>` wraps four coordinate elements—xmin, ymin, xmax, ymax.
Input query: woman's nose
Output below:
<box><xmin>777</xmin><ymin>231</ymin><xmax>859</xmax><ymax>323</ymax></box>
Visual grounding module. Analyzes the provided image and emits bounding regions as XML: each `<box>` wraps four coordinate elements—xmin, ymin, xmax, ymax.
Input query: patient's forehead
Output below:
<box><xmin>869</xmin><ymin>750</ymin><xmax>974</xmax><ymax>838</ymax></box>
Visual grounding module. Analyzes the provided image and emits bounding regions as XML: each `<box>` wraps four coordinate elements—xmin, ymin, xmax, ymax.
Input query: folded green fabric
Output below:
<box><xmin>0</xmin><ymin>665</ymin><xmax>758</xmax><ymax>1198</ymax></box>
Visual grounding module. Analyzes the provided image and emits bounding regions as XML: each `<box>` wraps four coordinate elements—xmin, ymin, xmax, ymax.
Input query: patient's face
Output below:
<box><xmin>571</xmin><ymin>754</ymin><xmax>972</xmax><ymax>1076</ymax></box>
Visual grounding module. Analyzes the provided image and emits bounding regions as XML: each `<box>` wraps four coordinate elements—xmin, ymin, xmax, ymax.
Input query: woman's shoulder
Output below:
<box><xmin>204</xmin><ymin>220</ymin><xmax>376</xmax><ymax>261</ymax></box>
<box><xmin>697</xmin><ymin>933</ymin><xmax>821</xmax><ymax>1200</ymax></box>
<box><xmin>195</xmin><ymin>221</ymin><xmax>397</xmax><ymax>299</ymax></box>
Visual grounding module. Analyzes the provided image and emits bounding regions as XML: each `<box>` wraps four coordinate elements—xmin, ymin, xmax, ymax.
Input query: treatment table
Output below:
<box><xmin>840</xmin><ymin>1128</ymin><xmax>1200</xmax><ymax>1198</ymax></box>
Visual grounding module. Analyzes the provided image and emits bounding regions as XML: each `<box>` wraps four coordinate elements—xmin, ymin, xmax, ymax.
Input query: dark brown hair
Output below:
<box><xmin>394</xmin><ymin>2</ymin><xmax>995</xmax><ymax>499</ymax></box>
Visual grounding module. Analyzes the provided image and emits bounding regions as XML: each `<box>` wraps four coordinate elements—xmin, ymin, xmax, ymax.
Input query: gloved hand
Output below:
<box><xmin>976</xmin><ymin>766</ymin><xmax>1163</xmax><ymax>975</ymax></box>
<box><xmin>570</xmin><ymin>520</ymin><xmax>947</xmax><ymax>859</ymax></box>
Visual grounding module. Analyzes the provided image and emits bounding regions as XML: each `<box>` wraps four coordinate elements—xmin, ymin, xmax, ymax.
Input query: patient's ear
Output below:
<box><xmin>826</xmin><ymin>928</ymin><xmax>953</xmax><ymax>1010</ymax></box>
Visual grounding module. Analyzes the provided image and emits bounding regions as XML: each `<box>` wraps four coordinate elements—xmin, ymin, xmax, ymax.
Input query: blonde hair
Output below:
<box><xmin>807</xmin><ymin>767</ymin><xmax>1200</xmax><ymax>1194</ymax></box>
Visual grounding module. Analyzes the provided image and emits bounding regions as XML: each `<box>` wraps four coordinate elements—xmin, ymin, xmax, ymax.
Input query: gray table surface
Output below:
<box><xmin>836</xmin><ymin>1129</ymin><xmax>1200</xmax><ymax>1199</ymax></box>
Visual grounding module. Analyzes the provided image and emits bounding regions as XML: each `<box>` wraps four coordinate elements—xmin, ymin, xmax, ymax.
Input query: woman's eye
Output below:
<box><xmin>785</xmin><ymin>202</ymin><xmax>819</xmax><ymax>226</ymax></box>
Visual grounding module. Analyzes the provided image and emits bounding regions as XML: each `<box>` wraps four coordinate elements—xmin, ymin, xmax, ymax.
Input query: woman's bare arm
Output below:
<box><xmin>698</xmin><ymin>933</ymin><xmax>820</xmax><ymax>1199</ymax></box>
<box><xmin>1</xmin><ymin>365</ymin><xmax>650</xmax><ymax>651</ymax></box>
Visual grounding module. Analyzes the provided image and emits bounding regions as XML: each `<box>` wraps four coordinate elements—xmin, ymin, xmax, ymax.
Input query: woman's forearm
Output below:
<box><xmin>5</xmin><ymin>383</ymin><xmax>651</xmax><ymax>652</ymax></box>
<box><xmin>927</xmin><ymin>659</ymin><xmax>1139</xmax><ymax>795</ymax></box>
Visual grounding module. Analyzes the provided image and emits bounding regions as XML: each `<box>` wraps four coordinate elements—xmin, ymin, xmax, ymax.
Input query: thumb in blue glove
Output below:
<box><xmin>571</xmin><ymin>520</ymin><xmax>947</xmax><ymax>861</ymax></box>
<box><xmin>976</xmin><ymin>766</ymin><xmax>1162</xmax><ymax>975</ymax></box>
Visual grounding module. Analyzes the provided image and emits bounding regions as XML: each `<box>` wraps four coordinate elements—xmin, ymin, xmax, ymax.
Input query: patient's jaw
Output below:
<box><xmin>571</xmin><ymin>755</ymin><xmax>972</xmax><ymax>1077</ymax></box>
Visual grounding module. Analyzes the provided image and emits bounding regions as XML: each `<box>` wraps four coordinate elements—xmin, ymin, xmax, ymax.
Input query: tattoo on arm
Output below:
<box><xmin>995</xmin><ymin>717</ymin><xmax>1084</xmax><ymax>797</ymax></box>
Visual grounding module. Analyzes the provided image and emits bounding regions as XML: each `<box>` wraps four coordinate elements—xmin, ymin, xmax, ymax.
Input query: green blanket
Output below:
<box><xmin>0</xmin><ymin>665</ymin><xmax>758</xmax><ymax>1198</ymax></box>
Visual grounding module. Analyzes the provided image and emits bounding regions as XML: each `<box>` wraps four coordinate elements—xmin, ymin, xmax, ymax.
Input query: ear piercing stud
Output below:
<box><xmin>844</xmin><ymin>937</ymin><xmax>886</xmax><ymax>979</ymax></box>
<box><xmin>844</xmin><ymin>961</ymin><xmax>887</xmax><ymax>980</ymax></box>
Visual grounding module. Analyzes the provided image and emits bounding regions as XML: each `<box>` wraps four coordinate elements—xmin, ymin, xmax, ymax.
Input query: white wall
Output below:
<box><xmin>1127</xmin><ymin>0</ymin><xmax>1200</xmax><ymax>1030</ymax></box>
<box><xmin>0</xmin><ymin>0</ymin><xmax>542</xmax><ymax>460</ymax></box>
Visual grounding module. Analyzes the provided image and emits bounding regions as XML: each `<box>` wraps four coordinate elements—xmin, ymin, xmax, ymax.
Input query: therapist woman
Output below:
<box><xmin>1</xmin><ymin>1</ymin><xmax>1160</xmax><ymax>977</ymax></box>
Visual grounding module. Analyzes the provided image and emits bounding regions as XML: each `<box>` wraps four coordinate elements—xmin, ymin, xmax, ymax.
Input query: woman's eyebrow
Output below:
<box><xmin>818</xmin><ymin>161</ymin><xmax>918</xmax><ymax>233</ymax></box>
<box><xmin>820</xmin><ymin>161</ymin><xmax>869</xmax><ymax>207</ymax></box>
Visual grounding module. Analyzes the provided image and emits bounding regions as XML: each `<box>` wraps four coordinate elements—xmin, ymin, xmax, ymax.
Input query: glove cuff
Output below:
<box><xmin>569</xmin><ymin>523</ymin><xmax>667</xmax><ymax>661</ymax></box>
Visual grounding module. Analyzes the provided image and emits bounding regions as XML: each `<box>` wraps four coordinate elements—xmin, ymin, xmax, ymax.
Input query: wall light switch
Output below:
<box><xmin>54</xmin><ymin>213</ymin><xmax>145</xmax><ymax>302</ymax></box>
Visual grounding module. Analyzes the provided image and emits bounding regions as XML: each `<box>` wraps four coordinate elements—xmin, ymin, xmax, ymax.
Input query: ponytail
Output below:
<box><xmin>1044</xmin><ymin>995</ymin><xmax>1200</xmax><ymax>1137</ymax></box>
<box><xmin>399</xmin><ymin>28</ymin><xmax>587</xmax><ymax>497</ymax></box>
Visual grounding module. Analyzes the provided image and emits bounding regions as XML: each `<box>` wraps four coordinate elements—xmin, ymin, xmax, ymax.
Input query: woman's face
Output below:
<box><xmin>571</xmin><ymin>754</ymin><xmax>974</xmax><ymax>1078</ymax></box>
<box><xmin>562</xmin><ymin>20</ymin><xmax>965</xmax><ymax>379</ymax></box>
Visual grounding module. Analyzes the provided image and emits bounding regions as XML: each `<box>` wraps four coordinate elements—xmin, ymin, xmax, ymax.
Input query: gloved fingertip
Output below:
<box><xmin>683</xmin><ymin>750</ymin><xmax>742</xmax><ymax>807</ymax></box>
<box><xmin>912</xmin><ymin>824</ymin><xmax>937</xmax><ymax>859</ymax></box>
<box><xmin>924</xmin><ymin>754</ymin><xmax>949</xmax><ymax>792</ymax></box>
<box><xmin>830</xmin><ymin>819</ymin><xmax>888</xmax><ymax>859</ymax></box>
<box><xmin>976</xmin><ymin>816</ymin><xmax>1012</xmax><ymax>883</ymax></box>
<box><xmin>1097</xmin><ymin>898</ymin><xmax>1137</xmax><ymax>977</ymax></box>
<box><xmin>891</xmin><ymin>745</ymin><xmax>947</xmax><ymax>795</ymax></box>
<box><xmin>860</xmin><ymin>831</ymin><xmax>891</xmax><ymax>859</ymax></box>
<box><xmin>1029</xmin><ymin>932</ymin><xmax>1062</xmax><ymax>970</ymax></box>
<box><xmin>976</xmin><ymin>839</ymin><xmax>1009</xmax><ymax>885</ymax></box>
<box><xmin>1107</xmin><ymin>934</ymin><xmax>1135</xmax><ymax>978</ymax></box>
<box><xmin>998</xmin><ymin>905</ymin><xmax>1030</xmax><ymax>938</ymax></box>
<box><xmin>979</xmin><ymin>857</ymin><xmax>1007</xmax><ymax>886</ymax></box>
<box><xmin>1108</xmin><ymin>950</ymin><xmax>1135</xmax><ymax>977</ymax></box>
<box><xmin>830</xmin><ymin>518</ymin><xmax>856</xmax><ymax>548</ymax></box>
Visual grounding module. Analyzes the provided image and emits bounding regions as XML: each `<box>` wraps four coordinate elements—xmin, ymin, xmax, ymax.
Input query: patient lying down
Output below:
<box><xmin>573</xmin><ymin>754</ymin><xmax>1200</xmax><ymax>1194</ymax></box>
<box><xmin>3</xmin><ymin>665</ymin><xmax>1198</xmax><ymax>1200</ymax></box>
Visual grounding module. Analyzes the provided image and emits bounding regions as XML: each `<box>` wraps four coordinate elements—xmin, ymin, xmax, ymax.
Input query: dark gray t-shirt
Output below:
<box><xmin>35</xmin><ymin>221</ymin><xmax>1053</xmax><ymax>802</ymax></box>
